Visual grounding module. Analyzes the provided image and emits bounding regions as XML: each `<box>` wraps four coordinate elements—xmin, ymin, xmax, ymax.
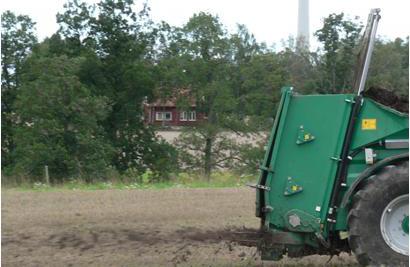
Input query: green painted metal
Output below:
<box><xmin>262</xmin><ymin>89</ymin><xmax>351</xmax><ymax>235</ymax></box>
<box><xmin>256</xmin><ymin>87</ymin><xmax>290</xmax><ymax>218</ymax></box>
<box><xmin>351</xmin><ymin>99</ymin><xmax>409</xmax><ymax>149</ymax></box>
<box><xmin>257</xmin><ymin>87</ymin><xmax>409</xmax><ymax>251</ymax></box>
<box><xmin>402</xmin><ymin>216</ymin><xmax>409</xmax><ymax>234</ymax></box>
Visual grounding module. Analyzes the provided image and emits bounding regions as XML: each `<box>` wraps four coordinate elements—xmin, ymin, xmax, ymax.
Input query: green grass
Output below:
<box><xmin>3</xmin><ymin>171</ymin><xmax>257</xmax><ymax>192</ymax></box>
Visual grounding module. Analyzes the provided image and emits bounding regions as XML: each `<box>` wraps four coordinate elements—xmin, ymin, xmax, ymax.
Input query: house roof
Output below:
<box><xmin>145</xmin><ymin>89</ymin><xmax>196</xmax><ymax>107</ymax></box>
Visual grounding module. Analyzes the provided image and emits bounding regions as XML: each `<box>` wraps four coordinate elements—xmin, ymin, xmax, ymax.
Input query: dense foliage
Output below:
<box><xmin>14</xmin><ymin>54</ymin><xmax>112</xmax><ymax>181</ymax></box>
<box><xmin>1</xmin><ymin>2</ymin><xmax>408</xmax><ymax>183</ymax></box>
<box><xmin>2</xmin><ymin>11</ymin><xmax>37</xmax><ymax>168</ymax></box>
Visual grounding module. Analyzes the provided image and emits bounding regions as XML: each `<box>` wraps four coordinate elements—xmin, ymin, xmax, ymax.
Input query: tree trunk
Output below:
<box><xmin>204</xmin><ymin>137</ymin><xmax>212</xmax><ymax>180</ymax></box>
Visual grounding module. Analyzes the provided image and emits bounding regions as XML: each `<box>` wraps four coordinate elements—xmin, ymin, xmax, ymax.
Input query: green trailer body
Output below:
<box><xmin>251</xmin><ymin>9</ymin><xmax>408</xmax><ymax>266</ymax></box>
<box><xmin>255</xmin><ymin>87</ymin><xmax>408</xmax><ymax>259</ymax></box>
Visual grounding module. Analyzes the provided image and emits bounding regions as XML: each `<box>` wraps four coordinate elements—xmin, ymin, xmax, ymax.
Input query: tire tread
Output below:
<box><xmin>348</xmin><ymin>162</ymin><xmax>408</xmax><ymax>266</ymax></box>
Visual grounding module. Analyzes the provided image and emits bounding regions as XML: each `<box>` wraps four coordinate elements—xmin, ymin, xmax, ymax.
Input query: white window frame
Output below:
<box><xmin>179</xmin><ymin>111</ymin><xmax>196</xmax><ymax>121</ymax></box>
<box><xmin>179</xmin><ymin>111</ymin><xmax>188</xmax><ymax>121</ymax></box>
<box><xmin>188</xmin><ymin>111</ymin><xmax>196</xmax><ymax>121</ymax></box>
<box><xmin>155</xmin><ymin>112</ymin><xmax>172</xmax><ymax>121</ymax></box>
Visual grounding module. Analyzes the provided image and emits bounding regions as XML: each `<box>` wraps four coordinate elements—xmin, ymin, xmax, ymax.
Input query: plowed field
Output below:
<box><xmin>2</xmin><ymin>188</ymin><xmax>358</xmax><ymax>266</ymax></box>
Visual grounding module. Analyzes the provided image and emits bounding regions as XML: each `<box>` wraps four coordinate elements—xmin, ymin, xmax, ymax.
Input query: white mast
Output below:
<box><xmin>297</xmin><ymin>0</ymin><xmax>310</xmax><ymax>51</ymax></box>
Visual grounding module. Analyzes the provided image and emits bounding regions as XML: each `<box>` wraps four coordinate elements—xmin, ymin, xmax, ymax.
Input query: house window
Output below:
<box><xmin>180</xmin><ymin>111</ymin><xmax>187</xmax><ymax>121</ymax></box>
<box><xmin>180</xmin><ymin>111</ymin><xmax>196</xmax><ymax>121</ymax></box>
<box><xmin>156</xmin><ymin>112</ymin><xmax>172</xmax><ymax>121</ymax></box>
<box><xmin>188</xmin><ymin>111</ymin><xmax>196</xmax><ymax>121</ymax></box>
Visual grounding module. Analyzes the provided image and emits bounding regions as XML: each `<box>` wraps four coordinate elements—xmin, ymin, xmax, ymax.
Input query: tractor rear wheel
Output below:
<box><xmin>347</xmin><ymin>162</ymin><xmax>409</xmax><ymax>266</ymax></box>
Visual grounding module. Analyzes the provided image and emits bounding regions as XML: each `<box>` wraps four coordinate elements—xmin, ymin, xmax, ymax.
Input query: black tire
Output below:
<box><xmin>347</xmin><ymin>162</ymin><xmax>409</xmax><ymax>267</ymax></box>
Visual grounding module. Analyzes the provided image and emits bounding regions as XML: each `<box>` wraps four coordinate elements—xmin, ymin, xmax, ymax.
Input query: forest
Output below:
<box><xmin>1</xmin><ymin>0</ymin><xmax>408</xmax><ymax>184</ymax></box>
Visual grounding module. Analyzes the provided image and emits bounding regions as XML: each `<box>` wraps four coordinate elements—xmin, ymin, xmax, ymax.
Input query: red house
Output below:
<box><xmin>143</xmin><ymin>90</ymin><xmax>206</xmax><ymax>126</ymax></box>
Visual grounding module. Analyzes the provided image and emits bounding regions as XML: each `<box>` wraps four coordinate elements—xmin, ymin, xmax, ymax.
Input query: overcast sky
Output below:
<box><xmin>2</xmin><ymin>0</ymin><xmax>409</xmax><ymax>51</ymax></box>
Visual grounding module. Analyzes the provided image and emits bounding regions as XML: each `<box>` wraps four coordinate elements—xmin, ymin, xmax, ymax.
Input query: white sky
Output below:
<box><xmin>2</xmin><ymin>0</ymin><xmax>409</xmax><ymax>51</ymax></box>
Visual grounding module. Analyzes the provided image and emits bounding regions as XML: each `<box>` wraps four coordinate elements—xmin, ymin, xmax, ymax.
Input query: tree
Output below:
<box><xmin>156</xmin><ymin>13</ymin><xmax>280</xmax><ymax>177</ymax></box>
<box><xmin>57</xmin><ymin>0</ymin><xmax>177</xmax><ymax>178</ymax></box>
<box><xmin>367</xmin><ymin>37</ymin><xmax>409</xmax><ymax>95</ymax></box>
<box><xmin>1</xmin><ymin>10</ymin><xmax>37</xmax><ymax>168</ymax></box>
<box><xmin>315</xmin><ymin>13</ymin><xmax>408</xmax><ymax>96</ymax></box>
<box><xmin>236</xmin><ymin>53</ymin><xmax>286</xmax><ymax>123</ymax></box>
<box><xmin>275</xmin><ymin>37</ymin><xmax>321</xmax><ymax>94</ymax></box>
<box><xmin>315</xmin><ymin>13</ymin><xmax>362</xmax><ymax>93</ymax></box>
<box><xmin>157</xmin><ymin>13</ymin><xmax>236</xmax><ymax>177</ymax></box>
<box><xmin>13</xmin><ymin>53</ymin><xmax>113</xmax><ymax>181</ymax></box>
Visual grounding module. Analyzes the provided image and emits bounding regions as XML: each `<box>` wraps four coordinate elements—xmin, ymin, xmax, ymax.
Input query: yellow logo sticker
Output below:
<box><xmin>362</xmin><ymin>119</ymin><xmax>377</xmax><ymax>130</ymax></box>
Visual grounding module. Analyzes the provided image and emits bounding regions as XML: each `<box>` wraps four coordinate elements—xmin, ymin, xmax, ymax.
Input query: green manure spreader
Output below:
<box><xmin>251</xmin><ymin>9</ymin><xmax>409</xmax><ymax>266</ymax></box>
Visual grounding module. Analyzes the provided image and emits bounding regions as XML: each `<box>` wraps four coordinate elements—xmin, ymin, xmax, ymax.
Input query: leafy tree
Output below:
<box><xmin>175</xmin><ymin>130</ymin><xmax>242</xmax><ymax>173</ymax></box>
<box><xmin>155</xmin><ymin>13</ymin><xmax>227</xmax><ymax>176</ymax></box>
<box><xmin>315</xmin><ymin>13</ymin><xmax>362</xmax><ymax>93</ymax></box>
<box><xmin>229</xmin><ymin>25</ymin><xmax>277</xmax><ymax>121</ymax></box>
<box><xmin>1</xmin><ymin>11</ymin><xmax>37</xmax><ymax>168</ymax></box>
<box><xmin>13</xmin><ymin>52</ymin><xmax>113</xmax><ymax>181</ymax></box>
<box><xmin>57</xmin><ymin>0</ymin><xmax>177</xmax><ymax>178</ymax></box>
<box><xmin>315</xmin><ymin>13</ymin><xmax>408</xmax><ymax>96</ymax></box>
<box><xmin>157</xmin><ymin>13</ymin><xmax>280</xmax><ymax>177</ymax></box>
<box><xmin>367</xmin><ymin>37</ymin><xmax>409</xmax><ymax>95</ymax></box>
<box><xmin>236</xmin><ymin>140</ymin><xmax>266</xmax><ymax>174</ymax></box>
<box><xmin>276</xmin><ymin>37</ymin><xmax>321</xmax><ymax>94</ymax></box>
<box><xmin>4</xmin><ymin>3</ymin><xmax>407</xmax><ymax>184</ymax></box>
<box><xmin>229</xmin><ymin>24</ymin><xmax>264</xmax><ymax>64</ymax></box>
<box><xmin>165</xmin><ymin>13</ymin><xmax>239</xmax><ymax>177</ymax></box>
<box><xmin>236</xmin><ymin>53</ymin><xmax>286</xmax><ymax>123</ymax></box>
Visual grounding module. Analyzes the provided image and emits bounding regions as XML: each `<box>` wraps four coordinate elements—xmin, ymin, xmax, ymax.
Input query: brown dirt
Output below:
<box><xmin>364</xmin><ymin>87</ymin><xmax>408</xmax><ymax>113</ymax></box>
<box><xmin>2</xmin><ymin>188</ymin><xmax>359</xmax><ymax>266</ymax></box>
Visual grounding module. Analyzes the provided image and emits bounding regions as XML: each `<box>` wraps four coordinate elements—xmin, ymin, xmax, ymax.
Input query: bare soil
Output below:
<box><xmin>2</xmin><ymin>188</ymin><xmax>358</xmax><ymax>266</ymax></box>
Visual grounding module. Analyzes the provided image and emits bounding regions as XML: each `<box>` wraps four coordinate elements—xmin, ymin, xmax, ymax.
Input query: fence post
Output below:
<box><xmin>44</xmin><ymin>165</ymin><xmax>50</xmax><ymax>185</ymax></box>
